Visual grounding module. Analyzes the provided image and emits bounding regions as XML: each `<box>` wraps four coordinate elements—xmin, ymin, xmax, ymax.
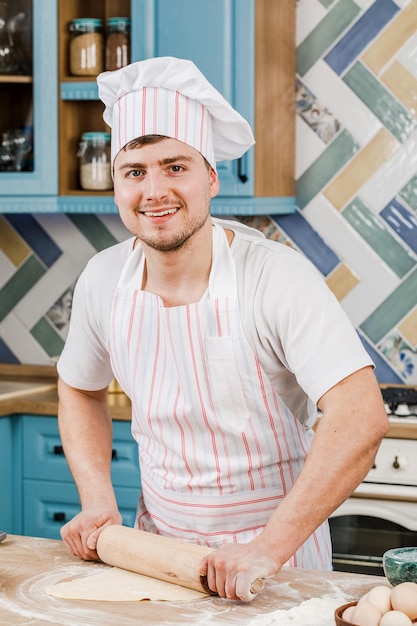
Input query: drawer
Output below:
<box><xmin>23</xmin><ymin>479</ymin><xmax>140</xmax><ymax>540</ymax></box>
<box><xmin>22</xmin><ymin>415</ymin><xmax>140</xmax><ymax>488</ymax></box>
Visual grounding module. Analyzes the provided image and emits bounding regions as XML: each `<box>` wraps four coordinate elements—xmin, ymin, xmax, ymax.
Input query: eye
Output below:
<box><xmin>127</xmin><ymin>169</ymin><xmax>143</xmax><ymax>178</ymax></box>
<box><xmin>170</xmin><ymin>164</ymin><xmax>184</xmax><ymax>173</ymax></box>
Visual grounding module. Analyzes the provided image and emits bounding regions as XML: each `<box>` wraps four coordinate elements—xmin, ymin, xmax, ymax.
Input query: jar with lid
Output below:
<box><xmin>69</xmin><ymin>18</ymin><xmax>103</xmax><ymax>76</ymax></box>
<box><xmin>78</xmin><ymin>132</ymin><xmax>112</xmax><ymax>191</ymax></box>
<box><xmin>105</xmin><ymin>17</ymin><xmax>130</xmax><ymax>71</ymax></box>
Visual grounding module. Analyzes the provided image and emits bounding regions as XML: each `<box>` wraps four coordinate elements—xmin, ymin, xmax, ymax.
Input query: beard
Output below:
<box><xmin>138</xmin><ymin>211</ymin><xmax>210</xmax><ymax>252</ymax></box>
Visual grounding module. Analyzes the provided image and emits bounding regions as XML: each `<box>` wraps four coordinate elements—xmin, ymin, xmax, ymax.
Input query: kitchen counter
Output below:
<box><xmin>0</xmin><ymin>364</ymin><xmax>416</xmax><ymax>437</ymax></box>
<box><xmin>0</xmin><ymin>534</ymin><xmax>388</xmax><ymax>625</ymax></box>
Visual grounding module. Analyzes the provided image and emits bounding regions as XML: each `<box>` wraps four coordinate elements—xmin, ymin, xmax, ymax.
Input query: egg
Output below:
<box><xmin>342</xmin><ymin>604</ymin><xmax>356</xmax><ymax>621</ymax></box>
<box><xmin>391</xmin><ymin>582</ymin><xmax>417</xmax><ymax>619</ymax></box>
<box><xmin>379</xmin><ymin>610</ymin><xmax>413</xmax><ymax>626</ymax></box>
<box><xmin>366</xmin><ymin>585</ymin><xmax>392</xmax><ymax>615</ymax></box>
<box><xmin>350</xmin><ymin>600</ymin><xmax>382</xmax><ymax>626</ymax></box>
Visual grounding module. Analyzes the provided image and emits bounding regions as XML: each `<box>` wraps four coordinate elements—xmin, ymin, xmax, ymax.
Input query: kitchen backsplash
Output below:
<box><xmin>0</xmin><ymin>0</ymin><xmax>416</xmax><ymax>384</ymax></box>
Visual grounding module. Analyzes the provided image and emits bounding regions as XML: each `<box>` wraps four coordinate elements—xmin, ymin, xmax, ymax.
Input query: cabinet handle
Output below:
<box><xmin>53</xmin><ymin>445</ymin><xmax>64</xmax><ymax>455</ymax></box>
<box><xmin>237</xmin><ymin>158</ymin><xmax>248</xmax><ymax>183</ymax></box>
<box><xmin>53</xmin><ymin>512</ymin><xmax>66</xmax><ymax>522</ymax></box>
<box><xmin>112</xmin><ymin>449</ymin><xmax>118</xmax><ymax>460</ymax></box>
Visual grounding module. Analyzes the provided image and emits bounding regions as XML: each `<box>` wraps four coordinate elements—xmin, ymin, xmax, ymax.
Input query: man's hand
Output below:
<box><xmin>200</xmin><ymin>539</ymin><xmax>279</xmax><ymax>602</ymax></box>
<box><xmin>60</xmin><ymin>506</ymin><xmax>123</xmax><ymax>561</ymax></box>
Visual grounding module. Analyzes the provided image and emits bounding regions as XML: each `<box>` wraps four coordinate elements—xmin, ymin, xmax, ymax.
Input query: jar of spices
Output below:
<box><xmin>105</xmin><ymin>17</ymin><xmax>131</xmax><ymax>71</ymax></box>
<box><xmin>78</xmin><ymin>132</ymin><xmax>112</xmax><ymax>191</ymax></box>
<box><xmin>69</xmin><ymin>18</ymin><xmax>103</xmax><ymax>76</ymax></box>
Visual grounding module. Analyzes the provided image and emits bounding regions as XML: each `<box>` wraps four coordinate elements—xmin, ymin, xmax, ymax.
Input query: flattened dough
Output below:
<box><xmin>46</xmin><ymin>566</ymin><xmax>209</xmax><ymax>602</ymax></box>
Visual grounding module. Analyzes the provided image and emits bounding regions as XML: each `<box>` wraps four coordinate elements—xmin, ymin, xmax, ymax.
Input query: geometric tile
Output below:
<box><xmin>325</xmin><ymin>262</ymin><xmax>360</xmax><ymax>301</ymax></box>
<box><xmin>360</xmin><ymin>267</ymin><xmax>417</xmax><ymax>343</ymax></box>
<box><xmin>323</xmin><ymin>128</ymin><xmax>399</xmax><ymax>210</ymax></box>
<box><xmin>362</xmin><ymin>0</ymin><xmax>417</xmax><ymax>75</ymax></box>
<box><xmin>324</xmin><ymin>0</ymin><xmax>399</xmax><ymax>76</ymax></box>
<box><xmin>30</xmin><ymin>317</ymin><xmax>65</xmax><ymax>359</ymax></box>
<box><xmin>272</xmin><ymin>210</ymin><xmax>340</xmax><ymax>276</ymax></box>
<box><xmin>359</xmin><ymin>333</ymin><xmax>404</xmax><ymax>384</ymax></box>
<box><xmin>0</xmin><ymin>215</ymin><xmax>31</xmax><ymax>267</ymax></box>
<box><xmin>343</xmin><ymin>198</ymin><xmax>417</xmax><ymax>278</ymax></box>
<box><xmin>381</xmin><ymin>61</ymin><xmax>417</xmax><ymax>116</ymax></box>
<box><xmin>68</xmin><ymin>214</ymin><xmax>119</xmax><ymax>251</ymax></box>
<box><xmin>297</xmin><ymin>0</ymin><xmax>360</xmax><ymax>76</ymax></box>
<box><xmin>398</xmin><ymin>307</ymin><xmax>417</xmax><ymax>348</ymax></box>
<box><xmin>5</xmin><ymin>214</ymin><xmax>62</xmax><ymax>268</ymax></box>
<box><xmin>400</xmin><ymin>174</ymin><xmax>417</xmax><ymax>211</ymax></box>
<box><xmin>0</xmin><ymin>256</ymin><xmax>46</xmax><ymax>323</ymax></box>
<box><xmin>380</xmin><ymin>197</ymin><xmax>417</xmax><ymax>254</ymax></box>
<box><xmin>296</xmin><ymin>129</ymin><xmax>359</xmax><ymax>209</ymax></box>
<box><xmin>343</xmin><ymin>62</ymin><xmax>417</xmax><ymax>143</ymax></box>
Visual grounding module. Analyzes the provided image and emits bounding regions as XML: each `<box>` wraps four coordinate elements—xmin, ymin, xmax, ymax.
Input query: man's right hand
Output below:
<box><xmin>60</xmin><ymin>506</ymin><xmax>123</xmax><ymax>561</ymax></box>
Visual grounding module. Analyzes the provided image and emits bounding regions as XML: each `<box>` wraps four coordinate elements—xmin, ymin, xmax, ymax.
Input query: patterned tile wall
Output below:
<box><xmin>1</xmin><ymin>0</ymin><xmax>417</xmax><ymax>384</ymax></box>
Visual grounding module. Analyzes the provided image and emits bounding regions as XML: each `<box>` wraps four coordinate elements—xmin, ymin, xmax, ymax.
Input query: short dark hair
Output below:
<box><xmin>123</xmin><ymin>135</ymin><xmax>212</xmax><ymax>170</ymax></box>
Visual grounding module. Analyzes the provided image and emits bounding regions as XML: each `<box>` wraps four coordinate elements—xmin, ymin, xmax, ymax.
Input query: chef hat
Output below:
<box><xmin>97</xmin><ymin>56</ymin><xmax>255</xmax><ymax>169</ymax></box>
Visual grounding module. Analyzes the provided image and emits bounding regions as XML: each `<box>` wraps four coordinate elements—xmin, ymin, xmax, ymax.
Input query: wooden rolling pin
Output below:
<box><xmin>96</xmin><ymin>525</ymin><xmax>264</xmax><ymax>597</ymax></box>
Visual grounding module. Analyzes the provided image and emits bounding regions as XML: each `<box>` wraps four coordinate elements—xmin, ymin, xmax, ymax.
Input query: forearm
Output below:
<box><xmin>57</xmin><ymin>377</ymin><xmax>117</xmax><ymax>510</ymax></box>
<box><xmin>256</xmin><ymin>366</ymin><xmax>389</xmax><ymax>567</ymax></box>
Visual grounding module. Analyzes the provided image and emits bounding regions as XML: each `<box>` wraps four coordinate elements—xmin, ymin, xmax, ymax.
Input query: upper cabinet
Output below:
<box><xmin>0</xmin><ymin>0</ymin><xmax>58</xmax><ymax>210</ymax></box>
<box><xmin>0</xmin><ymin>0</ymin><xmax>295</xmax><ymax>215</ymax></box>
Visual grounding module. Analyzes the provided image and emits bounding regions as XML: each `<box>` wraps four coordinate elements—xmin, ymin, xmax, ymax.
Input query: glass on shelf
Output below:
<box><xmin>0</xmin><ymin>0</ymin><xmax>31</xmax><ymax>75</ymax></box>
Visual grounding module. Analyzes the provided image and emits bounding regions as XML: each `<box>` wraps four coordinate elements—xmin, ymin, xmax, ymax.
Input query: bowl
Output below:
<box><xmin>383</xmin><ymin>547</ymin><xmax>417</xmax><ymax>586</ymax></box>
<box><xmin>334</xmin><ymin>601</ymin><xmax>358</xmax><ymax>625</ymax></box>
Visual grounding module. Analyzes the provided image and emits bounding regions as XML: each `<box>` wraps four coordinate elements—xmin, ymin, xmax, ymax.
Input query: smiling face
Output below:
<box><xmin>113</xmin><ymin>136</ymin><xmax>220</xmax><ymax>253</ymax></box>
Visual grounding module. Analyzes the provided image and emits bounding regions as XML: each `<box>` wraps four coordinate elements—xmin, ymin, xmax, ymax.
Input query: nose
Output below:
<box><xmin>142</xmin><ymin>168</ymin><xmax>168</xmax><ymax>202</ymax></box>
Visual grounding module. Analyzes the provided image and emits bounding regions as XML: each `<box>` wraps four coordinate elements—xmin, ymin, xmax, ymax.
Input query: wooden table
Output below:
<box><xmin>0</xmin><ymin>534</ymin><xmax>389</xmax><ymax>625</ymax></box>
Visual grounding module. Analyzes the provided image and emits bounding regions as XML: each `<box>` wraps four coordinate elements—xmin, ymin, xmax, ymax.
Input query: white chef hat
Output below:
<box><xmin>97</xmin><ymin>56</ymin><xmax>255</xmax><ymax>170</ymax></box>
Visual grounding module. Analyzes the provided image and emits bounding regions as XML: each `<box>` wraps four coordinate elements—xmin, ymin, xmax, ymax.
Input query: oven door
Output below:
<box><xmin>330</xmin><ymin>486</ymin><xmax>417</xmax><ymax>576</ymax></box>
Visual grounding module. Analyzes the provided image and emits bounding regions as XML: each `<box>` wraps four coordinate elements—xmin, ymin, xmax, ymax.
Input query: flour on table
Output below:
<box><xmin>245</xmin><ymin>595</ymin><xmax>348</xmax><ymax>625</ymax></box>
<box><xmin>46</xmin><ymin>566</ymin><xmax>209</xmax><ymax>602</ymax></box>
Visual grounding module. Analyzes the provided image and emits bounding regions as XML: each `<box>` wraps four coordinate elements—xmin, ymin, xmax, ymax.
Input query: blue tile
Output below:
<box><xmin>324</xmin><ymin>0</ymin><xmax>400</xmax><ymax>75</ymax></box>
<box><xmin>5</xmin><ymin>214</ymin><xmax>62</xmax><ymax>268</ymax></box>
<box><xmin>359</xmin><ymin>333</ymin><xmax>404</xmax><ymax>384</ymax></box>
<box><xmin>0</xmin><ymin>338</ymin><xmax>19</xmax><ymax>364</ymax></box>
<box><xmin>381</xmin><ymin>198</ymin><xmax>417</xmax><ymax>255</ymax></box>
<box><xmin>271</xmin><ymin>211</ymin><xmax>340</xmax><ymax>276</ymax></box>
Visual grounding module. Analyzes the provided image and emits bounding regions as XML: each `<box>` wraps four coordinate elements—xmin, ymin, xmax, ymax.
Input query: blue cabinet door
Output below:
<box><xmin>131</xmin><ymin>0</ymin><xmax>255</xmax><ymax>198</ymax></box>
<box><xmin>0</xmin><ymin>0</ymin><xmax>58</xmax><ymax>207</ymax></box>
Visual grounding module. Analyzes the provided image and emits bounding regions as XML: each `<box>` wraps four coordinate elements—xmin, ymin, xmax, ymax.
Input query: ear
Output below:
<box><xmin>209</xmin><ymin>167</ymin><xmax>220</xmax><ymax>199</ymax></box>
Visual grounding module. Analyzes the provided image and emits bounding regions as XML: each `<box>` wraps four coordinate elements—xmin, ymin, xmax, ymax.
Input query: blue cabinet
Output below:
<box><xmin>0</xmin><ymin>0</ymin><xmax>58</xmax><ymax>210</ymax></box>
<box><xmin>1</xmin><ymin>0</ymin><xmax>295</xmax><ymax>215</ymax></box>
<box><xmin>3</xmin><ymin>414</ymin><xmax>140</xmax><ymax>539</ymax></box>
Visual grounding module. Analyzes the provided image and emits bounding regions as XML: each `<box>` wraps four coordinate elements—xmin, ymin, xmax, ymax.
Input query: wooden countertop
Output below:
<box><xmin>0</xmin><ymin>534</ymin><xmax>389</xmax><ymax>625</ymax></box>
<box><xmin>0</xmin><ymin>363</ymin><xmax>416</xmax><ymax>437</ymax></box>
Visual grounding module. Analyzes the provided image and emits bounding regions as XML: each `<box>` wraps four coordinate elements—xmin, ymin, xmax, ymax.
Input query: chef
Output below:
<box><xmin>57</xmin><ymin>56</ymin><xmax>389</xmax><ymax>602</ymax></box>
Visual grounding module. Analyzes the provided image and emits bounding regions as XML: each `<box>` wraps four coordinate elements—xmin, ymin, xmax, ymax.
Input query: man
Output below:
<box><xmin>57</xmin><ymin>57</ymin><xmax>388</xmax><ymax>602</ymax></box>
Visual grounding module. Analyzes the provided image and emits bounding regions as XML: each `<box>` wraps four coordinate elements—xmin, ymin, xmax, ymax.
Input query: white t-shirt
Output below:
<box><xmin>57</xmin><ymin>219</ymin><xmax>373</xmax><ymax>427</ymax></box>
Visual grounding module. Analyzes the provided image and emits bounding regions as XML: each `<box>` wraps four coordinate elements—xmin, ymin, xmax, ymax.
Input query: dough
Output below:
<box><xmin>46</xmin><ymin>566</ymin><xmax>209</xmax><ymax>602</ymax></box>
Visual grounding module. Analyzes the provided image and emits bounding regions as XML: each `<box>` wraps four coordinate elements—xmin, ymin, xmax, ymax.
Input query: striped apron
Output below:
<box><xmin>109</xmin><ymin>222</ymin><xmax>332</xmax><ymax>569</ymax></box>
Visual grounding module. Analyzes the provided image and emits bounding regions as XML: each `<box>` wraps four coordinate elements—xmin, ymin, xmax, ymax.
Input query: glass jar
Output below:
<box><xmin>78</xmin><ymin>132</ymin><xmax>112</xmax><ymax>191</ymax></box>
<box><xmin>69</xmin><ymin>18</ymin><xmax>103</xmax><ymax>76</ymax></box>
<box><xmin>105</xmin><ymin>17</ymin><xmax>130</xmax><ymax>71</ymax></box>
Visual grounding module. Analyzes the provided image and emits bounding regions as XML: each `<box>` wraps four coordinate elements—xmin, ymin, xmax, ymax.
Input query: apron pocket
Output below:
<box><xmin>205</xmin><ymin>336</ymin><xmax>251</xmax><ymax>431</ymax></box>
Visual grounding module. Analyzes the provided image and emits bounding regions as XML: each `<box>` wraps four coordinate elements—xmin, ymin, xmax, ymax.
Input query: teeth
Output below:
<box><xmin>144</xmin><ymin>208</ymin><xmax>178</xmax><ymax>217</ymax></box>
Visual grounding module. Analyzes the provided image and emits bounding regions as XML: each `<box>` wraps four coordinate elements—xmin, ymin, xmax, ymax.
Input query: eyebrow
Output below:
<box><xmin>116</xmin><ymin>155</ymin><xmax>195</xmax><ymax>172</ymax></box>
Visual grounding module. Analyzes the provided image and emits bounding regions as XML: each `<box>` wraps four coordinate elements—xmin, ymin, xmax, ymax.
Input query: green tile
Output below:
<box><xmin>296</xmin><ymin>130</ymin><xmax>358</xmax><ymax>210</ymax></box>
<box><xmin>360</xmin><ymin>268</ymin><xmax>417</xmax><ymax>344</ymax></box>
<box><xmin>342</xmin><ymin>198</ymin><xmax>416</xmax><ymax>278</ymax></box>
<box><xmin>297</xmin><ymin>0</ymin><xmax>360</xmax><ymax>76</ymax></box>
<box><xmin>0</xmin><ymin>256</ymin><xmax>45</xmax><ymax>322</ymax></box>
<box><xmin>343</xmin><ymin>62</ymin><xmax>417</xmax><ymax>143</ymax></box>
<box><xmin>318</xmin><ymin>0</ymin><xmax>335</xmax><ymax>7</ymax></box>
<box><xmin>400</xmin><ymin>175</ymin><xmax>417</xmax><ymax>211</ymax></box>
<box><xmin>68</xmin><ymin>214</ymin><xmax>118</xmax><ymax>251</ymax></box>
<box><xmin>31</xmin><ymin>317</ymin><xmax>65</xmax><ymax>358</ymax></box>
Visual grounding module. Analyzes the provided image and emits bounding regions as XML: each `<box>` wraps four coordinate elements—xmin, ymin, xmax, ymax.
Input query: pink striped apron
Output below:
<box><xmin>109</xmin><ymin>222</ymin><xmax>332</xmax><ymax>569</ymax></box>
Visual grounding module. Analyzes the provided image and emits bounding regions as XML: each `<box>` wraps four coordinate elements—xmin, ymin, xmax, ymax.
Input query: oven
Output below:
<box><xmin>329</xmin><ymin>386</ymin><xmax>417</xmax><ymax>576</ymax></box>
